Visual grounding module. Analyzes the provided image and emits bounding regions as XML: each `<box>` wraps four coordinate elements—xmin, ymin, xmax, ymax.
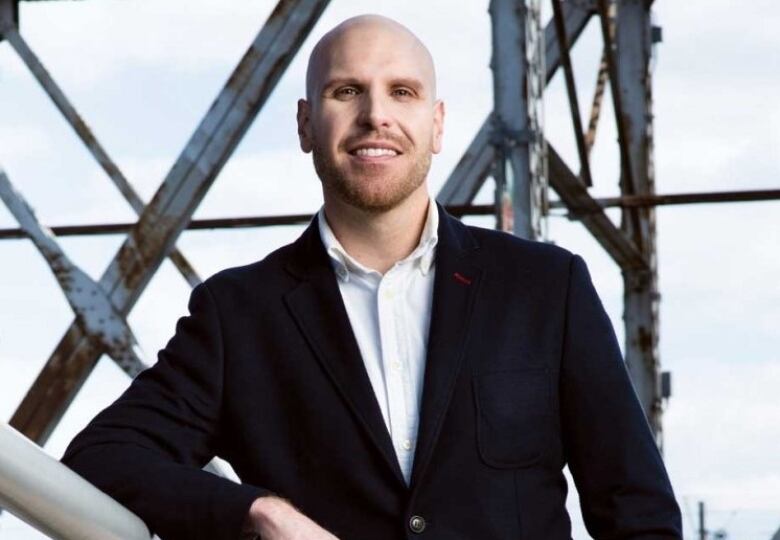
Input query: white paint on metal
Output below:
<box><xmin>0</xmin><ymin>168</ymin><xmax>147</xmax><ymax>377</ymax></box>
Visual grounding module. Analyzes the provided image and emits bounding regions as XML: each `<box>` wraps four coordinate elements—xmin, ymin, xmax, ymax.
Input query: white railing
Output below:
<box><xmin>0</xmin><ymin>422</ymin><xmax>152</xmax><ymax>540</ymax></box>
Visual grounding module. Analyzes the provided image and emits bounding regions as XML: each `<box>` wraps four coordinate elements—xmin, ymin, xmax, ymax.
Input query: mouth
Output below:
<box><xmin>347</xmin><ymin>141</ymin><xmax>403</xmax><ymax>161</ymax></box>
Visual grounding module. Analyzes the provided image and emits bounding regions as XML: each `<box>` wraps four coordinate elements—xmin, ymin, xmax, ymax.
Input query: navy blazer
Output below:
<box><xmin>62</xmin><ymin>205</ymin><xmax>682</xmax><ymax>539</ymax></box>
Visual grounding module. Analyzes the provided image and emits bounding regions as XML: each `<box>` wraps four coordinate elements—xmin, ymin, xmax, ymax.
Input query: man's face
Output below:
<box><xmin>298</xmin><ymin>22</ymin><xmax>444</xmax><ymax>213</ymax></box>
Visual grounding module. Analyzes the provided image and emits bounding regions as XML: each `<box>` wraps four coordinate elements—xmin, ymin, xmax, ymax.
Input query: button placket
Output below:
<box><xmin>377</xmin><ymin>272</ymin><xmax>407</xmax><ymax>465</ymax></box>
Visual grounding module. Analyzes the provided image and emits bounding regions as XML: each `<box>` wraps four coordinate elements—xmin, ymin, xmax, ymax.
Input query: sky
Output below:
<box><xmin>0</xmin><ymin>0</ymin><xmax>778</xmax><ymax>538</ymax></box>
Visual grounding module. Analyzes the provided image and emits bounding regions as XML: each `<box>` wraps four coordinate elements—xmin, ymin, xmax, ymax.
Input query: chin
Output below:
<box><xmin>355</xmin><ymin>184</ymin><xmax>428</xmax><ymax>213</ymax></box>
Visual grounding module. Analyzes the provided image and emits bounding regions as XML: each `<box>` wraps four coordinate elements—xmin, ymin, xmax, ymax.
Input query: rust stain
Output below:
<box><xmin>225</xmin><ymin>45</ymin><xmax>262</xmax><ymax>92</ymax></box>
<box><xmin>638</xmin><ymin>326</ymin><xmax>653</xmax><ymax>353</ymax></box>
<box><xmin>268</xmin><ymin>0</ymin><xmax>295</xmax><ymax>23</ymax></box>
<box><xmin>71</xmin><ymin>114</ymin><xmax>99</xmax><ymax>148</ymax></box>
<box><xmin>115</xmin><ymin>240</ymin><xmax>144</xmax><ymax>293</ymax></box>
<box><xmin>10</xmin><ymin>326</ymin><xmax>91</xmax><ymax>442</ymax></box>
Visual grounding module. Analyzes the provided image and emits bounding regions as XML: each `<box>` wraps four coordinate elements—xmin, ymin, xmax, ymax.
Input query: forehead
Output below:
<box><xmin>311</xmin><ymin>24</ymin><xmax>435</xmax><ymax>93</ymax></box>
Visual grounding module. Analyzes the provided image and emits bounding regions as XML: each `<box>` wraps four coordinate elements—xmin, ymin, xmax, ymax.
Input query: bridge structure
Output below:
<box><xmin>2</xmin><ymin>0</ymin><xmax>779</xmax><ymax>471</ymax></box>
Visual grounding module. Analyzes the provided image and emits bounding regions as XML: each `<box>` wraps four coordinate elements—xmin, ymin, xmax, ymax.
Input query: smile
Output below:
<box><xmin>352</xmin><ymin>147</ymin><xmax>399</xmax><ymax>157</ymax></box>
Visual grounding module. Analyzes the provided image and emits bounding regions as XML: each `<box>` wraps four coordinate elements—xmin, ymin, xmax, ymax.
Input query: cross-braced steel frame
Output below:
<box><xmin>3</xmin><ymin>0</ymin><xmax>780</xmax><ymax>453</ymax></box>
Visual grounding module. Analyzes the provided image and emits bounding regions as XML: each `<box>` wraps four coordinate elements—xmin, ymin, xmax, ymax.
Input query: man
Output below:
<box><xmin>63</xmin><ymin>14</ymin><xmax>682</xmax><ymax>540</ymax></box>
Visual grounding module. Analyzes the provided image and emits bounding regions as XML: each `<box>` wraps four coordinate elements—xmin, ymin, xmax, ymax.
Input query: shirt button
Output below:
<box><xmin>391</xmin><ymin>360</ymin><xmax>402</xmax><ymax>371</ymax></box>
<box><xmin>409</xmin><ymin>515</ymin><xmax>426</xmax><ymax>533</ymax></box>
<box><xmin>402</xmin><ymin>439</ymin><xmax>412</xmax><ymax>451</ymax></box>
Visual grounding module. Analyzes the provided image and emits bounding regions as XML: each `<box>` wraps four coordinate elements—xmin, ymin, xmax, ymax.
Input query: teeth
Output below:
<box><xmin>355</xmin><ymin>148</ymin><xmax>398</xmax><ymax>157</ymax></box>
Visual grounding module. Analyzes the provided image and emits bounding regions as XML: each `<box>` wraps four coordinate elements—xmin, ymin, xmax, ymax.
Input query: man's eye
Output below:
<box><xmin>393</xmin><ymin>88</ymin><xmax>413</xmax><ymax>97</ymax></box>
<box><xmin>335</xmin><ymin>87</ymin><xmax>358</xmax><ymax>98</ymax></box>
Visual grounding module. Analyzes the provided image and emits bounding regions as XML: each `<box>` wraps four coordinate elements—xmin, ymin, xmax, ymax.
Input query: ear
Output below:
<box><xmin>431</xmin><ymin>99</ymin><xmax>445</xmax><ymax>154</ymax></box>
<box><xmin>297</xmin><ymin>99</ymin><xmax>313</xmax><ymax>153</ymax></box>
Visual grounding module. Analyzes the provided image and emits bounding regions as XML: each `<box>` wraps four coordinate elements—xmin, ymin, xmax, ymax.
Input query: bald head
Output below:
<box><xmin>296</xmin><ymin>14</ymin><xmax>445</xmax><ymax>216</ymax></box>
<box><xmin>305</xmin><ymin>15</ymin><xmax>437</xmax><ymax>102</ymax></box>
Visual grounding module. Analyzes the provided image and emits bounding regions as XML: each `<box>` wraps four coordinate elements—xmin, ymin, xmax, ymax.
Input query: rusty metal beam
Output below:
<box><xmin>550</xmin><ymin>189</ymin><xmax>780</xmax><ymax>210</ymax></box>
<box><xmin>544</xmin><ymin>0</ymin><xmax>597</xmax><ymax>86</ymax></box>
<box><xmin>1</xmin><ymin>24</ymin><xmax>202</xmax><ymax>289</ymax></box>
<box><xmin>547</xmin><ymin>144</ymin><xmax>646</xmax><ymax>271</ymax></box>
<box><xmin>615</xmin><ymin>0</ymin><xmax>662</xmax><ymax>440</ymax></box>
<box><xmin>441</xmin><ymin>121</ymin><xmax>646</xmax><ymax>269</ymax></box>
<box><xmin>2</xmin><ymin>185</ymin><xmax>776</xmax><ymax>240</ymax></box>
<box><xmin>438</xmin><ymin>0</ymin><xmax>595</xmax><ymax>206</ymax></box>
<box><xmin>0</xmin><ymin>168</ymin><xmax>147</xmax><ymax>377</ymax></box>
<box><xmin>0</xmin><ymin>204</ymin><xmax>518</xmax><ymax>240</ymax></box>
<box><xmin>10</xmin><ymin>0</ymin><xmax>331</xmax><ymax>445</ymax></box>
<box><xmin>597</xmin><ymin>0</ymin><xmax>638</xmax><ymax>198</ymax></box>
<box><xmin>552</xmin><ymin>0</ymin><xmax>593</xmax><ymax>187</ymax></box>
<box><xmin>489</xmin><ymin>0</ymin><xmax>535</xmax><ymax>237</ymax></box>
<box><xmin>0</xmin><ymin>214</ymin><xmax>312</xmax><ymax>239</ymax></box>
<box><xmin>583</xmin><ymin>49</ymin><xmax>609</xmax><ymax>156</ymax></box>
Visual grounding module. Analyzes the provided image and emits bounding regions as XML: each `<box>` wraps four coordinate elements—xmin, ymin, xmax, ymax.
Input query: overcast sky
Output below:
<box><xmin>0</xmin><ymin>1</ymin><xmax>778</xmax><ymax>538</ymax></box>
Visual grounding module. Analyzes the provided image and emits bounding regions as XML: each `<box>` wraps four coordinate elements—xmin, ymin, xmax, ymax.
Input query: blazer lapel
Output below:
<box><xmin>283</xmin><ymin>219</ymin><xmax>407</xmax><ymax>489</ymax></box>
<box><xmin>410</xmin><ymin>206</ymin><xmax>483</xmax><ymax>488</ymax></box>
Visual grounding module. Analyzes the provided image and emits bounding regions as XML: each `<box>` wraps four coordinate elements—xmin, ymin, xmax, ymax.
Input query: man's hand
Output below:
<box><xmin>242</xmin><ymin>495</ymin><xmax>340</xmax><ymax>539</ymax></box>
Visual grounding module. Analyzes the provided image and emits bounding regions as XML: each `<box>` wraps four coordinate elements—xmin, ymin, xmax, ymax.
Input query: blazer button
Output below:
<box><xmin>409</xmin><ymin>515</ymin><xmax>426</xmax><ymax>533</ymax></box>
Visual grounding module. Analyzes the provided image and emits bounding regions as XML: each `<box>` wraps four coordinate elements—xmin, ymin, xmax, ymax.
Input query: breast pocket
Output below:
<box><xmin>473</xmin><ymin>367</ymin><xmax>553</xmax><ymax>468</ymax></box>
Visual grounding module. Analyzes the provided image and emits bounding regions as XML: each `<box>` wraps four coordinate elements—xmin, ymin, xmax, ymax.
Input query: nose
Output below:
<box><xmin>357</xmin><ymin>90</ymin><xmax>392</xmax><ymax>130</ymax></box>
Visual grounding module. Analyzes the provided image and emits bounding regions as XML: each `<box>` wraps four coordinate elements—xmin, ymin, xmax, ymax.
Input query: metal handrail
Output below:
<box><xmin>0</xmin><ymin>422</ymin><xmax>152</xmax><ymax>539</ymax></box>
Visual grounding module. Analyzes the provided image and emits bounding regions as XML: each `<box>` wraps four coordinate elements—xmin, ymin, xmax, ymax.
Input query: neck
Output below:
<box><xmin>323</xmin><ymin>186</ymin><xmax>431</xmax><ymax>274</ymax></box>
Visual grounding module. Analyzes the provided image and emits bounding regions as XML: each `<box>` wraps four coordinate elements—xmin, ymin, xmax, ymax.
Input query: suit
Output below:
<box><xmin>62</xmin><ymin>204</ymin><xmax>682</xmax><ymax>539</ymax></box>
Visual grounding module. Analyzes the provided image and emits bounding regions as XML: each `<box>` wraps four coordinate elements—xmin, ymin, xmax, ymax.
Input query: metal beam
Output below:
<box><xmin>436</xmin><ymin>119</ymin><xmax>494</xmax><ymax>205</ymax></box>
<box><xmin>596</xmin><ymin>0</ymin><xmax>645</xmax><ymax>252</ymax></box>
<box><xmin>0</xmin><ymin>214</ymin><xmax>315</xmax><ymax>238</ymax></box>
<box><xmin>439</xmin><ymin>135</ymin><xmax>646</xmax><ymax>270</ymax></box>
<box><xmin>435</xmin><ymin>88</ymin><xmax>648</xmax><ymax>270</ymax></box>
<box><xmin>596</xmin><ymin>0</ymin><xmax>637</xmax><ymax>197</ymax></box>
<box><xmin>0</xmin><ymin>203</ymin><xmax>547</xmax><ymax>239</ymax></box>
<box><xmin>489</xmin><ymin>0</ymin><xmax>548</xmax><ymax>239</ymax></box>
<box><xmin>547</xmin><ymin>144</ymin><xmax>646</xmax><ymax>271</ymax></box>
<box><xmin>0</xmin><ymin>169</ymin><xmax>147</xmax><ymax>377</ymax></box>
<box><xmin>0</xmin><ymin>0</ymin><xmax>18</xmax><ymax>38</ymax></box>
<box><xmin>551</xmin><ymin>189</ymin><xmax>780</xmax><ymax>210</ymax></box>
<box><xmin>552</xmin><ymin>0</ymin><xmax>593</xmax><ymax>187</ymax></box>
<box><xmin>489</xmin><ymin>0</ymin><xmax>532</xmax><ymax>236</ymax></box>
<box><xmin>583</xmin><ymin>49</ymin><xmax>609</xmax><ymax>155</ymax></box>
<box><xmin>545</xmin><ymin>0</ymin><xmax>597</xmax><ymax>86</ymax></box>
<box><xmin>438</xmin><ymin>0</ymin><xmax>595</xmax><ymax>206</ymax></box>
<box><xmin>10</xmin><ymin>0</ymin><xmax>331</xmax><ymax>445</ymax></box>
<box><xmin>615</xmin><ymin>0</ymin><xmax>662</xmax><ymax>439</ymax></box>
<box><xmin>2</xmin><ymin>185</ymin><xmax>775</xmax><ymax>240</ymax></box>
<box><xmin>1</xmin><ymin>25</ymin><xmax>202</xmax><ymax>288</ymax></box>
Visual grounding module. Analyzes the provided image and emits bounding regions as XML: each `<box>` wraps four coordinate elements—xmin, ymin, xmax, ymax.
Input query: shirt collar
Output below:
<box><xmin>317</xmin><ymin>197</ymin><xmax>439</xmax><ymax>283</ymax></box>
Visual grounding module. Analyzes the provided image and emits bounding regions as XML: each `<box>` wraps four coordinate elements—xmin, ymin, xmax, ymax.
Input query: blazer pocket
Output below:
<box><xmin>473</xmin><ymin>367</ymin><xmax>552</xmax><ymax>468</ymax></box>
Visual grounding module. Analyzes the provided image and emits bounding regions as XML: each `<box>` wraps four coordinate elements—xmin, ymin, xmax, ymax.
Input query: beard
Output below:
<box><xmin>311</xmin><ymin>134</ymin><xmax>432</xmax><ymax>213</ymax></box>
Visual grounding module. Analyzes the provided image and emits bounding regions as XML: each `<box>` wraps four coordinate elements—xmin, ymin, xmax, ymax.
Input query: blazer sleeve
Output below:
<box><xmin>61</xmin><ymin>282</ymin><xmax>271</xmax><ymax>540</ymax></box>
<box><xmin>559</xmin><ymin>255</ymin><xmax>683</xmax><ymax>538</ymax></box>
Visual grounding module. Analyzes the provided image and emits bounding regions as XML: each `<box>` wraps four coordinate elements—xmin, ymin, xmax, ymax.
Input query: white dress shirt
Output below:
<box><xmin>317</xmin><ymin>198</ymin><xmax>438</xmax><ymax>484</ymax></box>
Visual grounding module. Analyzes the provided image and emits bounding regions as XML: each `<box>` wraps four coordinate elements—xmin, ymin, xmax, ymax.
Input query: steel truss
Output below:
<box><xmin>2</xmin><ymin>0</ymin><xmax>780</xmax><ymax>452</ymax></box>
<box><xmin>0</xmin><ymin>0</ymin><xmax>330</xmax><ymax>444</ymax></box>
